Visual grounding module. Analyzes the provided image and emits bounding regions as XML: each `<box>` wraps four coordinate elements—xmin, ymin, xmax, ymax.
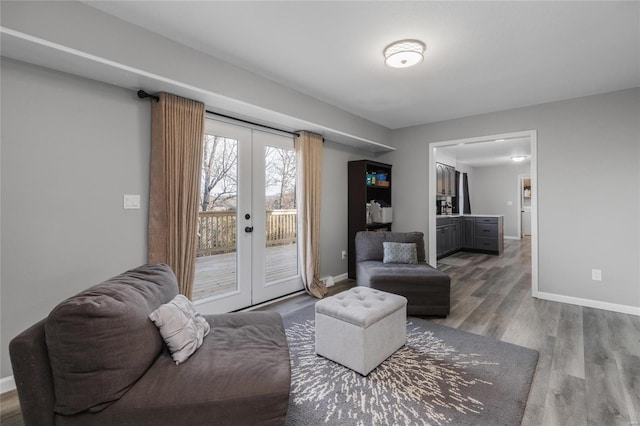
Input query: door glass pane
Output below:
<box><xmin>194</xmin><ymin>134</ymin><xmax>238</xmax><ymax>301</ymax></box>
<box><xmin>264</xmin><ymin>145</ymin><xmax>298</xmax><ymax>282</ymax></box>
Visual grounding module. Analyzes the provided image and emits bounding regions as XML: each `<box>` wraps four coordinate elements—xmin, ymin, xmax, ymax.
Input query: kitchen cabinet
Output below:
<box><xmin>438</xmin><ymin>215</ymin><xmax>504</xmax><ymax>259</ymax></box>
<box><xmin>436</xmin><ymin>226</ymin><xmax>446</xmax><ymax>258</ymax></box>
<box><xmin>462</xmin><ymin>217</ymin><xmax>475</xmax><ymax>249</ymax></box>
<box><xmin>348</xmin><ymin>160</ymin><xmax>392</xmax><ymax>279</ymax></box>
<box><xmin>436</xmin><ymin>162</ymin><xmax>456</xmax><ymax>197</ymax></box>
<box><xmin>436</xmin><ymin>217</ymin><xmax>462</xmax><ymax>259</ymax></box>
<box><xmin>463</xmin><ymin>216</ymin><xmax>504</xmax><ymax>255</ymax></box>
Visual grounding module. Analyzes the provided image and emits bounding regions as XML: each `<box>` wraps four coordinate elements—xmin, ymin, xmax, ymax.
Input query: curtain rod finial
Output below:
<box><xmin>137</xmin><ymin>90</ymin><xmax>159</xmax><ymax>102</ymax></box>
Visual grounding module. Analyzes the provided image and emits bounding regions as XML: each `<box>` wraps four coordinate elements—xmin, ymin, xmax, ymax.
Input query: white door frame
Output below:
<box><xmin>428</xmin><ymin>130</ymin><xmax>539</xmax><ymax>297</ymax></box>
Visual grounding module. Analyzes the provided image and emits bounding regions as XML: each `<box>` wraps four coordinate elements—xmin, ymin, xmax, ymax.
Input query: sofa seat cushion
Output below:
<box><xmin>45</xmin><ymin>264</ymin><xmax>179</xmax><ymax>415</ymax></box>
<box><xmin>357</xmin><ymin>260</ymin><xmax>447</xmax><ymax>284</ymax></box>
<box><xmin>357</xmin><ymin>261</ymin><xmax>451</xmax><ymax>316</ymax></box>
<box><xmin>55</xmin><ymin>312</ymin><xmax>291</xmax><ymax>426</ymax></box>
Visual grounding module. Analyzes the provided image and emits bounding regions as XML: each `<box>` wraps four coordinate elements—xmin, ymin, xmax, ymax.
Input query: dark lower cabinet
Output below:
<box><xmin>475</xmin><ymin>237</ymin><xmax>500</xmax><ymax>252</ymax></box>
<box><xmin>436</xmin><ymin>217</ymin><xmax>462</xmax><ymax>259</ymax></box>
<box><xmin>451</xmin><ymin>220</ymin><xmax>461</xmax><ymax>253</ymax></box>
<box><xmin>438</xmin><ymin>215</ymin><xmax>503</xmax><ymax>258</ymax></box>
<box><xmin>462</xmin><ymin>217</ymin><xmax>475</xmax><ymax>249</ymax></box>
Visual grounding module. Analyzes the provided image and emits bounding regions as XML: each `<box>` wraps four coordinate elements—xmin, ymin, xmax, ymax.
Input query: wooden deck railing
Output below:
<box><xmin>197</xmin><ymin>210</ymin><xmax>296</xmax><ymax>257</ymax></box>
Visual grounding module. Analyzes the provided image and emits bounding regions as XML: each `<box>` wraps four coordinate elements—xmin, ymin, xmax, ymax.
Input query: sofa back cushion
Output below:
<box><xmin>45</xmin><ymin>264</ymin><xmax>179</xmax><ymax>415</ymax></box>
<box><xmin>355</xmin><ymin>231</ymin><xmax>426</xmax><ymax>263</ymax></box>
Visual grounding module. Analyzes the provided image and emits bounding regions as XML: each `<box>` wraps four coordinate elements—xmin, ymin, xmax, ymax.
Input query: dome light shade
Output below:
<box><xmin>384</xmin><ymin>39</ymin><xmax>426</xmax><ymax>68</ymax></box>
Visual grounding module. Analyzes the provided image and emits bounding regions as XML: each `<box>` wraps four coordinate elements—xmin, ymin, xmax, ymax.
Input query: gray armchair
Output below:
<box><xmin>355</xmin><ymin>231</ymin><xmax>450</xmax><ymax>316</ymax></box>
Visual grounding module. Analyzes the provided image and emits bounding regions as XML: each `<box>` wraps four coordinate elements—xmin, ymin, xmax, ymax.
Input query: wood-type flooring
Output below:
<box><xmin>2</xmin><ymin>237</ymin><xmax>639</xmax><ymax>425</ymax></box>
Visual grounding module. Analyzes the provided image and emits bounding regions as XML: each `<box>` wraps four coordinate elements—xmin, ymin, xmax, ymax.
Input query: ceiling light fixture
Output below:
<box><xmin>384</xmin><ymin>39</ymin><xmax>426</xmax><ymax>68</ymax></box>
<box><xmin>511</xmin><ymin>156</ymin><xmax>527</xmax><ymax>162</ymax></box>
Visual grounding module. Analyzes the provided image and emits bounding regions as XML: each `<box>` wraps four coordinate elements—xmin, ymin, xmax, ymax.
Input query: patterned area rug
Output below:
<box><xmin>283</xmin><ymin>305</ymin><xmax>538</xmax><ymax>426</ymax></box>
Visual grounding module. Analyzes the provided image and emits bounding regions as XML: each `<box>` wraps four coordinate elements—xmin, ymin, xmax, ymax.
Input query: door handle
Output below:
<box><xmin>245</xmin><ymin>226</ymin><xmax>254</xmax><ymax>233</ymax></box>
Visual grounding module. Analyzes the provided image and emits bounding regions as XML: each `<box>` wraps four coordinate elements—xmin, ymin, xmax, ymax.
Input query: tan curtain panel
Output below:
<box><xmin>295</xmin><ymin>131</ymin><xmax>327</xmax><ymax>298</ymax></box>
<box><xmin>148</xmin><ymin>92</ymin><xmax>204</xmax><ymax>298</ymax></box>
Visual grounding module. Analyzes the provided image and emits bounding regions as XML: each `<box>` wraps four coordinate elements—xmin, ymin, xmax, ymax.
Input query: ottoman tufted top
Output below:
<box><xmin>315</xmin><ymin>287</ymin><xmax>407</xmax><ymax>328</ymax></box>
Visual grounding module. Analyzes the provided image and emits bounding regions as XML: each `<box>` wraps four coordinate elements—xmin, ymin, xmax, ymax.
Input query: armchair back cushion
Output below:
<box><xmin>44</xmin><ymin>264</ymin><xmax>179</xmax><ymax>415</ymax></box>
<box><xmin>356</xmin><ymin>231</ymin><xmax>426</xmax><ymax>263</ymax></box>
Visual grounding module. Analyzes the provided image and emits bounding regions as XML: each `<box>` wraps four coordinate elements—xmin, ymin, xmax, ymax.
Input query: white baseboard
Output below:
<box><xmin>536</xmin><ymin>291</ymin><xmax>640</xmax><ymax>316</ymax></box>
<box><xmin>321</xmin><ymin>276</ymin><xmax>335</xmax><ymax>287</ymax></box>
<box><xmin>321</xmin><ymin>273</ymin><xmax>348</xmax><ymax>288</ymax></box>
<box><xmin>1</xmin><ymin>375</ymin><xmax>16</xmax><ymax>394</ymax></box>
<box><xmin>333</xmin><ymin>273</ymin><xmax>349</xmax><ymax>284</ymax></box>
<box><xmin>504</xmin><ymin>236</ymin><xmax>521</xmax><ymax>240</ymax></box>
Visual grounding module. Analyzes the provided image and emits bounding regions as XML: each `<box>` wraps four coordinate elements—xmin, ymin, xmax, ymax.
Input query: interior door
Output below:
<box><xmin>194</xmin><ymin>120</ymin><xmax>302</xmax><ymax>314</ymax></box>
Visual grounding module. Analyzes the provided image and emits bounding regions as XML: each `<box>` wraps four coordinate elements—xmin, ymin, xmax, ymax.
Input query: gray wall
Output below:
<box><xmin>1</xmin><ymin>60</ymin><xmax>151</xmax><ymax>378</ymax></box>
<box><xmin>319</xmin><ymin>142</ymin><xmax>378</xmax><ymax>278</ymax></box>
<box><xmin>382</xmin><ymin>88</ymin><xmax>640</xmax><ymax>310</ymax></box>
<box><xmin>472</xmin><ymin>163</ymin><xmax>531</xmax><ymax>238</ymax></box>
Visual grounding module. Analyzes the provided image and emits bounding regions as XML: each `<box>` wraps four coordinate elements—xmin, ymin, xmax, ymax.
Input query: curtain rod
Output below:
<box><xmin>206</xmin><ymin>110</ymin><xmax>300</xmax><ymax>138</ymax></box>
<box><xmin>137</xmin><ymin>89</ymin><xmax>300</xmax><ymax>138</ymax></box>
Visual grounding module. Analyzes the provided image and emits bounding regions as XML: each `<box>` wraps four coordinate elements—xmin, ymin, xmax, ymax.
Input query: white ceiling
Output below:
<box><xmin>84</xmin><ymin>1</ymin><xmax>640</xmax><ymax>130</ymax></box>
<box><xmin>438</xmin><ymin>137</ymin><xmax>531</xmax><ymax>168</ymax></box>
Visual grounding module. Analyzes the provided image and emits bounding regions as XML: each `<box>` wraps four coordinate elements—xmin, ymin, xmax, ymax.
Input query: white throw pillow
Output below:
<box><xmin>149</xmin><ymin>294</ymin><xmax>211</xmax><ymax>365</ymax></box>
<box><xmin>383</xmin><ymin>242</ymin><xmax>418</xmax><ymax>264</ymax></box>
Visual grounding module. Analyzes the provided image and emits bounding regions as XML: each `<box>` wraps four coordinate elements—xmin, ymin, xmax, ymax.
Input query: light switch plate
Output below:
<box><xmin>124</xmin><ymin>194</ymin><xmax>141</xmax><ymax>210</ymax></box>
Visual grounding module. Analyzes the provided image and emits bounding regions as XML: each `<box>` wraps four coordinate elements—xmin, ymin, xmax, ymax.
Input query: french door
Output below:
<box><xmin>194</xmin><ymin>120</ymin><xmax>302</xmax><ymax>314</ymax></box>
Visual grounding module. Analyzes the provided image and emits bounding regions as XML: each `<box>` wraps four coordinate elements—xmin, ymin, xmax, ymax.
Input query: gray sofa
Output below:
<box><xmin>355</xmin><ymin>231</ymin><xmax>451</xmax><ymax>316</ymax></box>
<box><xmin>9</xmin><ymin>264</ymin><xmax>291</xmax><ymax>426</ymax></box>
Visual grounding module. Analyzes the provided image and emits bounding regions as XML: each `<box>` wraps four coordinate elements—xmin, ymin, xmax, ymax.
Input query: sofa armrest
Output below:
<box><xmin>9</xmin><ymin>319</ymin><xmax>55</xmax><ymax>426</ymax></box>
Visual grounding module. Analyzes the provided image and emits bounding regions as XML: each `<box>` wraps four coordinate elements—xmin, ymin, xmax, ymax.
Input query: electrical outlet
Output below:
<box><xmin>591</xmin><ymin>269</ymin><xmax>602</xmax><ymax>281</ymax></box>
<box><xmin>341</xmin><ymin>250</ymin><xmax>347</xmax><ymax>260</ymax></box>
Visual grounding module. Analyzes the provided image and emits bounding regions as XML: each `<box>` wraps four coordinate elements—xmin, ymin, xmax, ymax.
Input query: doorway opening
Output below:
<box><xmin>519</xmin><ymin>175</ymin><xmax>532</xmax><ymax>238</ymax></box>
<box><xmin>428</xmin><ymin>130</ymin><xmax>539</xmax><ymax>297</ymax></box>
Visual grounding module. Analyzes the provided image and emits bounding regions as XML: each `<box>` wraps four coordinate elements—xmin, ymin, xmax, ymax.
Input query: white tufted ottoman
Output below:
<box><xmin>315</xmin><ymin>287</ymin><xmax>407</xmax><ymax>376</ymax></box>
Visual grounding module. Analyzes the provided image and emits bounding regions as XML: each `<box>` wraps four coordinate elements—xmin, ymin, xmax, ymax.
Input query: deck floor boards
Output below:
<box><xmin>193</xmin><ymin>243</ymin><xmax>297</xmax><ymax>300</ymax></box>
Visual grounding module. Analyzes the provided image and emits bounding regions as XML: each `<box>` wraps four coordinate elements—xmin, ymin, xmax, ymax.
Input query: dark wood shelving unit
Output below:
<box><xmin>347</xmin><ymin>160</ymin><xmax>392</xmax><ymax>279</ymax></box>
